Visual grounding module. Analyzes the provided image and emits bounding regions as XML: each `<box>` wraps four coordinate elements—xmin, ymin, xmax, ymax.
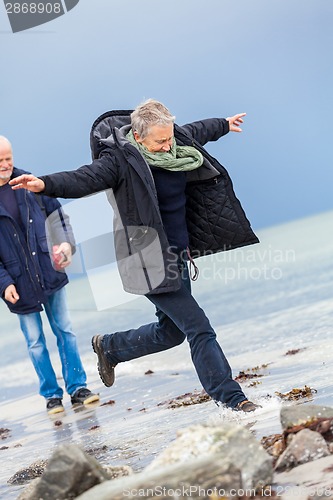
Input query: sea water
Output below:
<box><xmin>0</xmin><ymin>209</ymin><xmax>332</xmax><ymax>498</ymax></box>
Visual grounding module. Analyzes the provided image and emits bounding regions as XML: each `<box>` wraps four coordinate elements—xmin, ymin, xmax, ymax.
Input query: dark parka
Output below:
<box><xmin>0</xmin><ymin>168</ymin><xmax>75</xmax><ymax>314</ymax></box>
<box><xmin>39</xmin><ymin>110</ymin><xmax>259</xmax><ymax>296</ymax></box>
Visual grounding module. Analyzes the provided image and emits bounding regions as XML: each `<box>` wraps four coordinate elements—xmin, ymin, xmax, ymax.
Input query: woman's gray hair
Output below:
<box><xmin>130</xmin><ymin>99</ymin><xmax>175</xmax><ymax>139</ymax></box>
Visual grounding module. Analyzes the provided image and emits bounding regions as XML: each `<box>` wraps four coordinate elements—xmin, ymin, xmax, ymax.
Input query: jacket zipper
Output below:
<box><xmin>10</xmin><ymin>219</ymin><xmax>40</xmax><ymax>294</ymax></box>
<box><xmin>126</xmin><ymin>148</ymin><xmax>162</xmax><ymax>217</ymax></box>
<box><xmin>25</xmin><ymin>191</ymin><xmax>43</xmax><ymax>287</ymax></box>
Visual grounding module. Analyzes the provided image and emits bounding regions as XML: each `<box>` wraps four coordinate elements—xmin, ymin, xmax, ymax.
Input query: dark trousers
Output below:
<box><xmin>102</xmin><ymin>259</ymin><xmax>246</xmax><ymax>408</ymax></box>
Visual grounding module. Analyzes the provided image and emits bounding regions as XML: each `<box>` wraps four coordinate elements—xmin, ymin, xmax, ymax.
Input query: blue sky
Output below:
<box><xmin>1</xmin><ymin>0</ymin><xmax>332</xmax><ymax>230</ymax></box>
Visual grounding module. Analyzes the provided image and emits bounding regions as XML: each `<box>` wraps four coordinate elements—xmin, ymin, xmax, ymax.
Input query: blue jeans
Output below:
<box><xmin>102</xmin><ymin>258</ymin><xmax>246</xmax><ymax>408</ymax></box>
<box><xmin>18</xmin><ymin>287</ymin><xmax>87</xmax><ymax>400</ymax></box>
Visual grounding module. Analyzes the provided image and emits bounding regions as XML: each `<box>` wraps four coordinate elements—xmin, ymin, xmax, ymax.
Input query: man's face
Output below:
<box><xmin>134</xmin><ymin>124</ymin><xmax>174</xmax><ymax>153</ymax></box>
<box><xmin>0</xmin><ymin>142</ymin><xmax>13</xmax><ymax>186</ymax></box>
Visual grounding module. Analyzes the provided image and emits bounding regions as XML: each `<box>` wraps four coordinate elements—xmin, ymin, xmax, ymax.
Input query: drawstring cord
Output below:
<box><xmin>186</xmin><ymin>247</ymin><xmax>199</xmax><ymax>281</ymax></box>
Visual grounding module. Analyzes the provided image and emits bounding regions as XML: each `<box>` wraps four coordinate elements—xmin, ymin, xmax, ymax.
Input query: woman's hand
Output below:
<box><xmin>226</xmin><ymin>113</ymin><xmax>246</xmax><ymax>133</ymax></box>
<box><xmin>9</xmin><ymin>174</ymin><xmax>45</xmax><ymax>192</ymax></box>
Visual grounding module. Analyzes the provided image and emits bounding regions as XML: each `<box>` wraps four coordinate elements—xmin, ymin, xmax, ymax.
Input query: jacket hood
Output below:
<box><xmin>100</xmin><ymin>124</ymin><xmax>132</xmax><ymax>149</ymax></box>
<box><xmin>90</xmin><ymin>110</ymin><xmax>132</xmax><ymax>160</ymax></box>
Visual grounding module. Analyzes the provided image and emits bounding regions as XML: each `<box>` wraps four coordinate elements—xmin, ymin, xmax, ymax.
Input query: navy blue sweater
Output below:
<box><xmin>150</xmin><ymin>166</ymin><xmax>189</xmax><ymax>252</ymax></box>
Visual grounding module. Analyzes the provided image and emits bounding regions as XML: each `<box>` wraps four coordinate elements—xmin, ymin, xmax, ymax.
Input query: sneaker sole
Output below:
<box><xmin>82</xmin><ymin>393</ymin><xmax>100</xmax><ymax>405</ymax></box>
<box><xmin>92</xmin><ymin>335</ymin><xmax>115</xmax><ymax>387</ymax></box>
<box><xmin>71</xmin><ymin>394</ymin><xmax>100</xmax><ymax>406</ymax></box>
<box><xmin>47</xmin><ymin>405</ymin><xmax>65</xmax><ymax>415</ymax></box>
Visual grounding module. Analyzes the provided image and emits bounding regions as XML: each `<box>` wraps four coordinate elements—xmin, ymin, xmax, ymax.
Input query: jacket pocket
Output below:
<box><xmin>4</xmin><ymin>260</ymin><xmax>22</xmax><ymax>279</ymax></box>
<box><xmin>37</xmin><ymin>236</ymin><xmax>51</xmax><ymax>254</ymax></box>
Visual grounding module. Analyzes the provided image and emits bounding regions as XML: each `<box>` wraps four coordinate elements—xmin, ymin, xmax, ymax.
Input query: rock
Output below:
<box><xmin>146</xmin><ymin>422</ymin><xmax>272</xmax><ymax>490</ymax></box>
<box><xmin>274</xmin><ymin>454</ymin><xmax>333</xmax><ymax>500</ymax></box>
<box><xmin>103</xmin><ymin>465</ymin><xmax>133</xmax><ymax>479</ymax></box>
<box><xmin>76</xmin><ymin>456</ymin><xmax>242</xmax><ymax>500</ymax></box>
<box><xmin>280</xmin><ymin>404</ymin><xmax>333</xmax><ymax>430</ymax></box>
<box><xmin>17</xmin><ymin>478</ymin><xmax>40</xmax><ymax>500</ymax></box>
<box><xmin>18</xmin><ymin>444</ymin><xmax>110</xmax><ymax>500</ymax></box>
<box><xmin>275</xmin><ymin>429</ymin><xmax>330</xmax><ymax>472</ymax></box>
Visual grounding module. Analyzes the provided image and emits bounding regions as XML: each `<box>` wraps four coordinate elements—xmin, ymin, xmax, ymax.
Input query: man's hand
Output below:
<box><xmin>4</xmin><ymin>284</ymin><xmax>20</xmax><ymax>304</ymax></box>
<box><xmin>226</xmin><ymin>113</ymin><xmax>246</xmax><ymax>133</ymax></box>
<box><xmin>53</xmin><ymin>242</ymin><xmax>72</xmax><ymax>269</ymax></box>
<box><xmin>9</xmin><ymin>174</ymin><xmax>45</xmax><ymax>192</ymax></box>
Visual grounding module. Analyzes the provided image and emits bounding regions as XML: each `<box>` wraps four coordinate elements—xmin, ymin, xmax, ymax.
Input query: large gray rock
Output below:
<box><xmin>274</xmin><ymin>455</ymin><xmax>333</xmax><ymax>500</ymax></box>
<box><xmin>18</xmin><ymin>444</ymin><xmax>110</xmax><ymax>500</ymax></box>
<box><xmin>76</xmin><ymin>455</ymin><xmax>242</xmax><ymax>500</ymax></box>
<box><xmin>280</xmin><ymin>404</ymin><xmax>333</xmax><ymax>430</ymax></box>
<box><xmin>275</xmin><ymin>429</ymin><xmax>330</xmax><ymax>472</ymax></box>
<box><xmin>146</xmin><ymin>422</ymin><xmax>273</xmax><ymax>490</ymax></box>
<box><xmin>17</xmin><ymin>478</ymin><xmax>39</xmax><ymax>500</ymax></box>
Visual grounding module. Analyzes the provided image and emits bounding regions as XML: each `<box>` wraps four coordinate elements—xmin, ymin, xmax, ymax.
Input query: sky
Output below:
<box><xmin>1</xmin><ymin>0</ymin><xmax>332</xmax><ymax>230</ymax></box>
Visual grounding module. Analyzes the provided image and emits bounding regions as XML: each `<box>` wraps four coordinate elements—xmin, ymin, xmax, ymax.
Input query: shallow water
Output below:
<box><xmin>1</xmin><ymin>209</ymin><xmax>333</xmax><ymax>499</ymax></box>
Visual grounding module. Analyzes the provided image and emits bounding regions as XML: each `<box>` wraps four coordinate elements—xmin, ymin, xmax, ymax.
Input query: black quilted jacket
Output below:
<box><xmin>40</xmin><ymin>110</ymin><xmax>259</xmax><ymax>295</ymax></box>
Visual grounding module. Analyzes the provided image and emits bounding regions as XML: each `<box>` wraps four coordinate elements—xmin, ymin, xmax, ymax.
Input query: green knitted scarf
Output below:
<box><xmin>126</xmin><ymin>129</ymin><xmax>203</xmax><ymax>171</ymax></box>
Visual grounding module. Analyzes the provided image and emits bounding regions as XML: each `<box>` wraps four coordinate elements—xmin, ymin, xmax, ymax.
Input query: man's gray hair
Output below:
<box><xmin>131</xmin><ymin>99</ymin><xmax>175</xmax><ymax>139</ymax></box>
<box><xmin>0</xmin><ymin>136</ymin><xmax>12</xmax><ymax>149</ymax></box>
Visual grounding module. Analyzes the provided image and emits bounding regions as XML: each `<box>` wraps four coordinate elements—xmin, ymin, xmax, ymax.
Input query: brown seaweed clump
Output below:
<box><xmin>275</xmin><ymin>385</ymin><xmax>317</xmax><ymax>401</ymax></box>
<box><xmin>8</xmin><ymin>460</ymin><xmax>48</xmax><ymax>485</ymax></box>
<box><xmin>284</xmin><ymin>348</ymin><xmax>306</xmax><ymax>356</ymax></box>
<box><xmin>100</xmin><ymin>400</ymin><xmax>116</xmax><ymax>406</ymax></box>
<box><xmin>235</xmin><ymin>363</ymin><xmax>271</xmax><ymax>383</ymax></box>
<box><xmin>0</xmin><ymin>428</ymin><xmax>10</xmax><ymax>440</ymax></box>
<box><xmin>158</xmin><ymin>390</ymin><xmax>211</xmax><ymax>409</ymax></box>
